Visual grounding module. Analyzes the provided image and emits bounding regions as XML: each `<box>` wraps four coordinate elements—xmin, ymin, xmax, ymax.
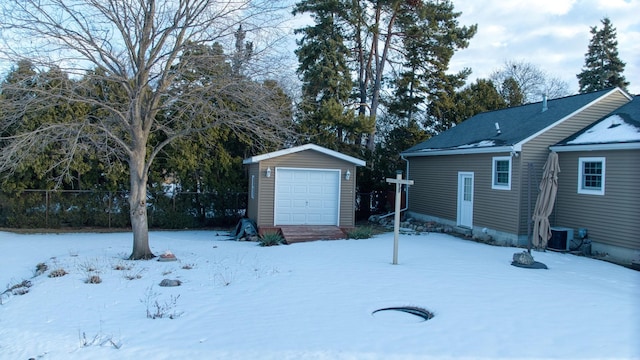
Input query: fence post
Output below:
<box><xmin>108</xmin><ymin>191</ymin><xmax>112</xmax><ymax>228</ymax></box>
<box><xmin>45</xmin><ymin>190</ymin><xmax>50</xmax><ymax>228</ymax></box>
<box><xmin>173</xmin><ymin>192</ymin><xmax>176</xmax><ymax>211</ymax></box>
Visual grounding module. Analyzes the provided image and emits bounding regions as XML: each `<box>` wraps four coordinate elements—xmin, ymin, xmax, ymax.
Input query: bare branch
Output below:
<box><xmin>0</xmin><ymin>0</ymin><xmax>295</xmax><ymax>258</ymax></box>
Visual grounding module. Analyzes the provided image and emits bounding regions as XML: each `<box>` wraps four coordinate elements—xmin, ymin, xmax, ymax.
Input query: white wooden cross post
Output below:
<box><xmin>386</xmin><ymin>170</ymin><xmax>414</xmax><ymax>265</ymax></box>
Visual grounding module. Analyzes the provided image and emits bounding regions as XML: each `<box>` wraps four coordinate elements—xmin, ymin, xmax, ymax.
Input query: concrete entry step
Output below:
<box><xmin>279</xmin><ymin>226</ymin><xmax>346</xmax><ymax>244</ymax></box>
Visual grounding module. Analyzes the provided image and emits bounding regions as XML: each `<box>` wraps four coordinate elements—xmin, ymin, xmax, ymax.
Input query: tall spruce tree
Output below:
<box><xmin>577</xmin><ymin>17</ymin><xmax>629</xmax><ymax>93</ymax></box>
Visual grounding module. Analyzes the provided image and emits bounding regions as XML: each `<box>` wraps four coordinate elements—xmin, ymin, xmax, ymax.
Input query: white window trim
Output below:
<box><xmin>578</xmin><ymin>157</ymin><xmax>605</xmax><ymax>195</ymax></box>
<box><xmin>492</xmin><ymin>156</ymin><xmax>511</xmax><ymax>190</ymax></box>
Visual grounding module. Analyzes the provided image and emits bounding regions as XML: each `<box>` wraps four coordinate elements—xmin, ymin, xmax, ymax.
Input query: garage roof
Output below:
<box><xmin>242</xmin><ymin>143</ymin><xmax>366</xmax><ymax>166</ymax></box>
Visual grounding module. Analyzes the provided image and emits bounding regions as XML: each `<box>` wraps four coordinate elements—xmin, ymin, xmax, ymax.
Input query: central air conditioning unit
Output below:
<box><xmin>549</xmin><ymin>227</ymin><xmax>574</xmax><ymax>251</ymax></box>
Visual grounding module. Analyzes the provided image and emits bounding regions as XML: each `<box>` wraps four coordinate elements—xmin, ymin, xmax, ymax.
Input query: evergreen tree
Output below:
<box><xmin>427</xmin><ymin>78</ymin><xmax>506</xmax><ymax>134</ymax></box>
<box><xmin>232</xmin><ymin>25</ymin><xmax>253</xmax><ymax>77</ymax></box>
<box><xmin>0</xmin><ymin>64</ymin><xmax>95</xmax><ymax>191</ymax></box>
<box><xmin>160</xmin><ymin>41</ymin><xmax>289</xmax><ymax>198</ymax></box>
<box><xmin>387</xmin><ymin>1</ymin><xmax>477</xmax><ymax>132</ymax></box>
<box><xmin>293</xmin><ymin>0</ymin><xmax>373</xmax><ymax>156</ymax></box>
<box><xmin>293</xmin><ymin>0</ymin><xmax>476</xmax><ymax>151</ymax></box>
<box><xmin>374</xmin><ymin>120</ymin><xmax>428</xmax><ymax>187</ymax></box>
<box><xmin>577</xmin><ymin>17</ymin><xmax>629</xmax><ymax>93</ymax></box>
<box><xmin>423</xmin><ymin>72</ymin><xmax>469</xmax><ymax>134</ymax></box>
<box><xmin>456</xmin><ymin>79</ymin><xmax>507</xmax><ymax>118</ymax></box>
<box><xmin>500</xmin><ymin>77</ymin><xmax>525</xmax><ymax>107</ymax></box>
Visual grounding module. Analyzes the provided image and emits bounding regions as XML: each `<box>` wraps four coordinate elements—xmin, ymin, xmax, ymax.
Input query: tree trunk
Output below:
<box><xmin>128</xmin><ymin>148</ymin><xmax>154</xmax><ymax>260</ymax></box>
<box><xmin>366</xmin><ymin>2</ymin><xmax>398</xmax><ymax>151</ymax></box>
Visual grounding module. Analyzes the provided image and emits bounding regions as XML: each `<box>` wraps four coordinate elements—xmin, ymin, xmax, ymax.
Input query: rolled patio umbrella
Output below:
<box><xmin>532</xmin><ymin>151</ymin><xmax>560</xmax><ymax>250</ymax></box>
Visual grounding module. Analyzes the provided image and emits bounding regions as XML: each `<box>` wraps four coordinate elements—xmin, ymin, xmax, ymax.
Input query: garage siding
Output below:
<box><xmin>254</xmin><ymin>150</ymin><xmax>357</xmax><ymax>227</ymax></box>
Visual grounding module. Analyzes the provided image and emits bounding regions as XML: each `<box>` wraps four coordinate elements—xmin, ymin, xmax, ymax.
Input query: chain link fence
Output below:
<box><xmin>0</xmin><ymin>189</ymin><xmax>388</xmax><ymax>230</ymax></box>
<box><xmin>0</xmin><ymin>190</ymin><xmax>247</xmax><ymax>229</ymax></box>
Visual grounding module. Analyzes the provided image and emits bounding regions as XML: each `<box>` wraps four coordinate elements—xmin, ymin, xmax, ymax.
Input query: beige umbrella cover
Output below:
<box><xmin>532</xmin><ymin>152</ymin><xmax>560</xmax><ymax>250</ymax></box>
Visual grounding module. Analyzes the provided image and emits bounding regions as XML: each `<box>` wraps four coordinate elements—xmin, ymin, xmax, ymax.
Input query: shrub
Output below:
<box><xmin>35</xmin><ymin>262</ymin><xmax>48</xmax><ymax>276</ymax></box>
<box><xmin>123</xmin><ymin>269</ymin><xmax>143</xmax><ymax>280</ymax></box>
<box><xmin>259</xmin><ymin>231</ymin><xmax>283</xmax><ymax>247</ymax></box>
<box><xmin>79</xmin><ymin>330</ymin><xmax>121</xmax><ymax>349</ymax></box>
<box><xmin>85</xmin><ymin>275</ymin><xmax>102</xmax><ymax>284</ymax></box>
<box><xmin>6</xmin><ymin>279</ymin><xmax>32</xmax><ymax>296</ymax></box>
<box><xmin>347</xmin><ymin>226</ymin><xmax>373</xmax><ymax>239</ymax></box>
<box><xmin>48</xmin><ymin>268</ymin><xmax>68</xmax><ymax>278</ymax></box>
<box><xmin>141</xmin><ymin>286</ymin><xmax>182</xmax><ymax>319</ymax></box>
<box><xmin>113</xmin><ymin>261</ymin><xmax>132</xmax><ymax>271</ymax></box>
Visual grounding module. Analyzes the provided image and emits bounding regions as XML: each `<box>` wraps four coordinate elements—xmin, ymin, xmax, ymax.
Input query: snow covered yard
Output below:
<box><xmin>0</xmin><ymin>230</ymin><xmax>638</xmax><ymax>360</ymax></box>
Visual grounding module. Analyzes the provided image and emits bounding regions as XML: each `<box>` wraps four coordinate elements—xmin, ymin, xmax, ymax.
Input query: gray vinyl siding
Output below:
<box><xmin>517</xmin><ymin>91</ymin><xmax>631</xmax><ymax>236</ymax></box>
<box><xmin>406</xmin><ymin>90</ymin><xmax>631</xmax><ymax>239</ymax></box>
<box><xmin>407</xmin><ymin>153</ymin><xmax>521</xmax><ymax>234</ymax></box>
<box><xmin>253</xmin><ymin>150</ymin><xmax>357</xmax><ymax>228</ymax></box>
<box><xmin>554</xmin><ymin>150</ymin><xmax>640</xmax><ymax>250</ymax></box>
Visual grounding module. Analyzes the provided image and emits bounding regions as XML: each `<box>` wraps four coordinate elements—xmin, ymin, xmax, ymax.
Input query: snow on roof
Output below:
<box><xmin>403</xmin><ymin>140</ymin><xmax>508</xmax><ymax>157</ymax></box>
<box><xmin>456</xmin><ymin>140</ymin><xmax>496</xmax><ymax>148</ymax></box>
<box><xmin>243</xmin><ymin>143</ymin><xmax>366</xmax><ymax>166</ymax></box>
<box><xmin>414</xmin><ymin>140</ymin><xmax>497</xmax><ymax>152</ymax></box>
<box><xmin>568</xmin><ymin>115</ymin><xmax>640</xmax><ymax>144</ymax></box>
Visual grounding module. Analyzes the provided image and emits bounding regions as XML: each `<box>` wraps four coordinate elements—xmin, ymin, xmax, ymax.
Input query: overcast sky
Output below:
<box><xmin>447</xmin><ymin>0</ymin><xmax>640</xmax><ymax>95</ymax></box>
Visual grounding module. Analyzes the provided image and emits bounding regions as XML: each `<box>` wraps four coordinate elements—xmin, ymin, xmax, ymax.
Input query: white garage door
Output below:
<box><xmin>275</xmin><ymin>168</ymin><xmax>340</xmax><ymax>225</ymax></box>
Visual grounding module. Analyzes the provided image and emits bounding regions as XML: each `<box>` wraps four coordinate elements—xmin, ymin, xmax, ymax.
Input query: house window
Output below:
<box><xmin>492</xmin><ymin>156</ymin><xmax>511</xmax><ymax>190</ymax></box>
<box><xmin>578</xmin><ymin>157</ymin><xmax>605</xmax><ymax>195</ymax></box>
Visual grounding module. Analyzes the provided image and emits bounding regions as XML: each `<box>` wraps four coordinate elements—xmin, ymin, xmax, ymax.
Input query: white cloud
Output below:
<box><xmin>450</xmin><ymin>0</ymin><xmax>640</xmax><ymax>94</ymax></box>
<box><xmin>498</xmin><ymin>0</ymin><xmax>578</xmax><ymax>16</ymax></box>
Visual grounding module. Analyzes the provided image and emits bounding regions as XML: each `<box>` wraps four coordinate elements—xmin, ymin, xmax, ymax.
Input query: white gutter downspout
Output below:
<box><xmin>378</xmin><ymin>155</ymin><xmax>411</xmax><ymax>219</ymax></box>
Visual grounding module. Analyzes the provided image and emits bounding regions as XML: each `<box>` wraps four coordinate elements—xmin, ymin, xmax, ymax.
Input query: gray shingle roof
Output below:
<box><xmin>402</xmin><ymin>88</ymin><xmax>619</xmax><ymax>155</ymax></box>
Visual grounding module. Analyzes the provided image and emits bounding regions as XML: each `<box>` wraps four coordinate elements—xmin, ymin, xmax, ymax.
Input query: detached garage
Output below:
<box><xmin>242</xmin><ymin>144</ymin><xmax>366</xmax><ymax>242</ymax></box>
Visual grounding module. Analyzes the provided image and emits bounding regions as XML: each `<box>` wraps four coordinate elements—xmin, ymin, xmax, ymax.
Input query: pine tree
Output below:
<box><xmin>577</xmin><ymin>17</ymin><xmax>629</xmax><ymax>93</ymax></box>
<box><xmin>293</xmin><ymin>0</ymin><xmax>476</xmax><ymax>151</ymax></box>
<box><xmin>387</xmin><ymin>1</ymin><xmax>477</xmax><ymax>132</ymax></box>
<box><xmin>293</xmin><ymin>0</ymin><xmax>372</xmax><ymax>154</ymax></box>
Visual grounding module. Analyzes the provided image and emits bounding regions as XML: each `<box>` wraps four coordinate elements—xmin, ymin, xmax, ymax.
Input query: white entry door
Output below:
<box><xmin>457</xmin><ymin>172</ymin><xmax>474</xmax><ymax>228</ymax></box>
<box><xmin>275</xmin><ymin>168</ymin><xmax>340</xmax><ymax>225</ymax></box>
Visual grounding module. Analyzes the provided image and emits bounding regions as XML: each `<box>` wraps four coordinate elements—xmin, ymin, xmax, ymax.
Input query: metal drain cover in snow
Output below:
<box><xmin>372</xmin><ymin>306</ymin><xmax>434</xmax><ymax>323</ymax></box>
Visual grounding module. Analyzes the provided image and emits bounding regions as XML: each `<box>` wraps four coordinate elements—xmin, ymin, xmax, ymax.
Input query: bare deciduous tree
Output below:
<box><xmin>490</xmin><ymin>59</ymin><xmax>569</xmax><ymax>103</ymax></box>
<box><xmin>0</xmin><ymin>0</ymin><xmax>293</xmax><ymax>259</ymax></box>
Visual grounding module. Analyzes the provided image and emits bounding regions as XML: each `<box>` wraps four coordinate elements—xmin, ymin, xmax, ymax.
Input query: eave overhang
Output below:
<box><xmin>550</xmin><ymin>142</ymin><xmax>640</xmax><ymax>152</ymax></box>
<box><xmin>402</xmin><ymin>145</ymin><xmax>521</xmax><ymax>157</ymax></box>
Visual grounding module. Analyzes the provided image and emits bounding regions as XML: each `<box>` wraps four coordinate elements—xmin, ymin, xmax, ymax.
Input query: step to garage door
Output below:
<box><xmin>279</xmin><ymin>226</ymin><xmax>346</xmax><ymax>244</ymax></box>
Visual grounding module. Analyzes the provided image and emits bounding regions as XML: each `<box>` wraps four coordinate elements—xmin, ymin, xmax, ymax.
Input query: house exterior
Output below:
<box><xmin>242</xmin><ymin>144</ymin><xmax>365</xmax><ymax>237</ymax></box>
<box><xmin>549</xmin><ymin>96</ymin><xmax>640</xmax><ymax>263</ymax></box>
<box><xmin>401</xmin><ymin>88</ymin><xmax>636</xmax><ymax>262</ymax></box>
